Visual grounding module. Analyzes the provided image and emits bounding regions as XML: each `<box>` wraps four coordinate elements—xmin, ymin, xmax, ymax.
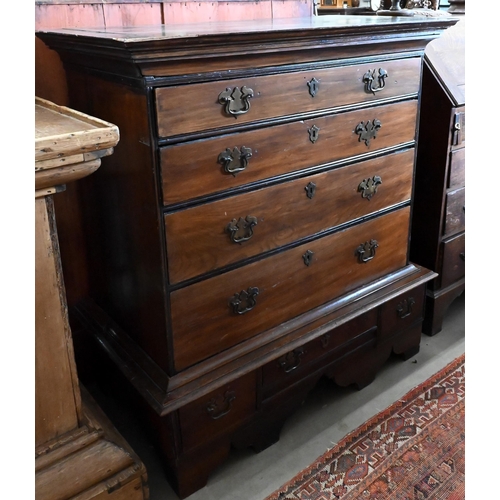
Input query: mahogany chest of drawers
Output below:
<box><xmin>410</xmin><ymin>20</ymin><xmax>465</xmax><ymax>335</ymax></box>
<box><xmin>37</xmin><ymin>16</ymin><xmax>457</xmax><ymax>498</ymax></box>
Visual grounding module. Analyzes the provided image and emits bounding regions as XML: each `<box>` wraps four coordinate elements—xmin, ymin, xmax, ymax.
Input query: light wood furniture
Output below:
<box><xmin>410</xmin><ymin>20</ymin><xmax>465</xmax><ymax>335</ymax></box>
<box><xmin>35</xmin><ymin>97</ymin><xmax>149</xmax><ymax>500</ymax></box>
<box><xmin>37</xmin><ymin>15</ymin><xmax>457</xmax><ymax>498</ymax></box>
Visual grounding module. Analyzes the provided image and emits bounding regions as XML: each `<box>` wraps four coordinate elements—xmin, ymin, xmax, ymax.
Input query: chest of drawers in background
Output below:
<box><xmin>410</xmin><ymin>19</ymin><xmax>465</xmax><ymax>336</ymax></box>
<box><xmin>37</xmin><ymin>16</ymin><xmax>457</xmax><ymax>498</ymax></box>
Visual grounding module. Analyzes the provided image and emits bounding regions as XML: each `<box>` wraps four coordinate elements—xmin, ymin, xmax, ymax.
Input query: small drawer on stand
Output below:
<box><xmin>447</xmin><ymin>148</ymin><xmax>465</xmax><ymax>189</ymax></box>
<box><xmin>440</xmin><ymin>232</ymin><xmax>465</xmax><ymax>289</ymax></box>
<box><xmin>178</xmin><ymin>371</ymin><xmax>257</xmax><ymax>453</ymax></box>
<box><xmin>379</xmin><ymin>285</ymin><xmax>426</xmax><ymax>341</ymax></box>
<box><xmin>261</xmin><ymin>309</ymin><xmax>378</xmax><ymax>399</ymax></box>
<box><xmin>443</xmin><ymin>187</ymin><xmax>465</xmax><ymax>237</ymax></box>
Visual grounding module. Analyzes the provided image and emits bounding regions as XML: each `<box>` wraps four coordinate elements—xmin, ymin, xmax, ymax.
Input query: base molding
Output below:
<box><xmin>35</xmin><ymin>387</ymin><xmax>149</xmax><ymax>500</ymax></box>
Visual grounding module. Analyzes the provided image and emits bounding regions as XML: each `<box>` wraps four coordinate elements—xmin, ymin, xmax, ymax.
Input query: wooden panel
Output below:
<box><xmin>35</xmin><ymin>37</ymin><xmax>68</xmax><ymax>106</ymax></box>
<box><xmin>37</xmin><ymin>0</ymin><xmax>163</xmax><ymax>3</ymax></box>
<box><xmin>35</xmin><ymin>197</ymin><xmax>80</xmax><ymax>446</ymax></box>
<box><xmin>35</xmin><ymin>4</ymin><xmax>105</xmax><ymax>29</ymax></box>
<box><xmin>35</xmin><ymin>439</ymin><xmax>135</xmax><ymax>500</ymax></box>
<box><xmin>378</xmin><ymin>284</ymin><xmax>425</xmax><ymax>341</ymax></box>
<box><xmin>155</xmin><ymin>57</ymin><xmax>421</xmax><ymax>137</ymax></box>
<box><xmin>161</xmin><ymin>100</ymin><xmax>418</xmax><ymax>204</ymax></box>
<box><xmin>35</xmin><ymin>97</ymin><xmax>119</xmax><ymax>163</ymax></box>
<box><xmin>443</xmin><ymin>186</ymin><xmax>465</xmax><ymax>237</ymax></box>
<box><xmin>271</xmin><ymin>0</ymin><xmax>311</xmax><ymax>18</ymax></box>
<box><xmin>103</xmin><ymin>3</ymin><xmax>163</xmax><ymax>26</ymax></box>
<box><xmin>163</xmin><ymin>1</ymin><xmax>273</xmax><ymax>24</ymax></box>
<box><xmin>93</xmin><ymin>477</ymin><xmax>146</xmax><ymax>500</ymax></box>
<box><xmin>165</xmin><ymin>149</ymin><xmax>415</xmax><ymax>283</ymax></box>
<box><xmin>447</xmin><ymin>148</ymin><xmax>465</xmax><ymax>189</ymax></box>
<box><xmin>179</xmin><ymin>371</ymin><xmax>256</xmax><ymax>452</ymax></box>
<box><xmin>35</xmin><ymin>4</ymin><xmax>105</xmax><ymax>104</ymax></box>
<box><xmin>440</xmin><ymin>232</ymin><xmax>465</xmax><ymax>289</ymax></box>
<box><xmin>170</xmin><ymin>207</ymin><xmax>410</xmax><ymax>371</ymax></box>
<box><xmin>261</xmin><ymin>310</ymin><xmax>378</xmax><ymax>398</ymax></box>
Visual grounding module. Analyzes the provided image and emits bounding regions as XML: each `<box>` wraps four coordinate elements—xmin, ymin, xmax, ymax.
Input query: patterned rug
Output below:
<box><xmin>266</xmin><ymin>354</ymin><xmax>465</xmax><ymax>500</ymax></box>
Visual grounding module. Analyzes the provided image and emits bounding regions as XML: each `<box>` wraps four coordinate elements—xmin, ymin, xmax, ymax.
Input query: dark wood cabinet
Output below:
<box><xmin>410</xmin><ymin>19</ymin><xmax>465</xmax><ymax>335</ymax></box>
<box><xmin>37</xmin><ymin>15</ymin><xmax>457</xmax><ymax>498</ymax></box>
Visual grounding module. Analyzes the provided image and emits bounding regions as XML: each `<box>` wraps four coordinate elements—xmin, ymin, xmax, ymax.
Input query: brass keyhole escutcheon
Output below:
<box><xmin>302</xmin><ymin>250</ymin><xmax>314</xmax><ymax>267</ymax></box>
<box><xmin>307</xmin><ymin>77</ymin><xmax>320</xmax><ymax>97</ymax></box>
<box><xmin>305</xmin><ymin>182</ymin><xmax>317</xmax><ymax>199</ymax></box>
<box><xmin>308</xmin><ymin>125</ymin><xmax>320</xmax><ymax>144</ymax></box>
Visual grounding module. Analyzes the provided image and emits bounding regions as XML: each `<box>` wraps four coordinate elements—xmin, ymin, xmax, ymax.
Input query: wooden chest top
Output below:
<box><xmin>36</xmin><ymin>16</ymin><xmax>459</xmax><ymax>79</ymax></box>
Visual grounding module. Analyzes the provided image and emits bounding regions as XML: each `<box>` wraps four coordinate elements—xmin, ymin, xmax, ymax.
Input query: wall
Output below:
<box><xmin>35</xmin><ymin>0</ymin><xmax>312</xmax><ymax>104</ymax></box>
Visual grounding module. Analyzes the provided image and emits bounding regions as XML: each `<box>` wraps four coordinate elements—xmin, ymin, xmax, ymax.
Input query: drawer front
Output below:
<box><xmin>440</xmin><ymin>232</ymin><xmax>465</xmax><ymax>289</ymax></box>
<box><xmin>170</xmin><ymin>207</ymin><xmax>410</xmax><ymax>371</ymax></box>
<box><xmin>161</xmin><ymin>100</ymin><xmax>418</xmax><ymax>205</ymax></box>
<box><xmin>178</xmin><ymin>371</ymin><xmax>256</xmax><ymax>452</ymax></box>
<box><xmin>165</xmin><ymin>149</ymin><xmax>414</xmax><ymax>284</ymax></box>
<box><xmin>156</xmin><ymin>57</ymin><xmax>421</xmax><ymax>138</ymax></box>
<box><xmin>261</xmin><ymin>309</ymin><xmax>378</xmax><ymax>399</ymax></box>
<box><xmin>451</xmin><ymin>107</ymin><xmax>465</xmax><ymax>150</ymax></box>
<box><xmin>379</xmin><ymin>284</ymin><xmax>425</xmax><ymax>341</ymax></box>
<box><xmin>443</xmin><ymin>187</ymin><xmax>465</xmax><ymax>237</ymax></box>
<box><xmin>447</xmin><ymin>148</ymin><xmax>465</xmax><ymax>189</ymax></box>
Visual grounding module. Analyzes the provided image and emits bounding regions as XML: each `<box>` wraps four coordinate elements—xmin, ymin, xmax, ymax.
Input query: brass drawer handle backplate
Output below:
<box><xmin>277</xmin><ymin>347</ymin><xmax>305</xmax><ymax>373</ymax></box>
<box><xmin>226</xmin><ymin>215</ymin><xmax>258</xmax><ymax>243</ymax></box>
<box><xmin>229</xmin><ymin>287</ymin><xmax>260</xmax><ymax>315</ymax></box>
<box><xmin>355</xmin><ymin>119</ymin><xmax>382</xmax><ymax>147</ymax></box>
<box><xmin>356</xmin><ymin>239</ymin><xmax>379</xmax><ymax>263</ymax></box>
<box><xmin>218</xmin><ymin>146</ymin><xmax>253</xmax><ymax>176</ymax></box>
<box><xmin>363</xmin><ymin>68</ymin><xmax>388</xmax><ymax>94</ymax></box>
<box><xmin>218</xmin><ymin>86</ymin><xmax>254</xmax><ymax>117</ymax></box>
<box><xmin>206</xmin><ymin>390</ymin><xmax>236</xmax><ymax>420</ymax></box>
<box><xmin>396</xmin><ymin>297</ymin><xmax>415</xmax><ymax>319</ymax></box>
<box><xmin>358</xmin><ymin>176</ymin><xmax>382</xmax><ymax>200</ymax></box>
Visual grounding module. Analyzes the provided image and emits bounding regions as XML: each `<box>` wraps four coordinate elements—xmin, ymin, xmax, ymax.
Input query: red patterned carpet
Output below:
<box><xmin>266</xmin><ymin>354</ymin><xmax>465</xmax><ymax>500</ymax></box>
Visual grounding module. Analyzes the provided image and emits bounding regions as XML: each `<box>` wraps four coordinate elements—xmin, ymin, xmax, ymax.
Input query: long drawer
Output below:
<box><xmin>170</xmin><ymin>207</ymin><xmax>411</xmax><ymax>371</ymax></box>
<box><xmin>161</xmin><ymin>100</ymin><xmax>418</xmax><ymax>205</ymax></box>
<box><xmin>165</xmin><ymin>149</ymin><xmax>414</xmax><ymax>284</ymax></box>
<box><xmin>261</xmin><ymin>310</ymin><xmax>378</xmax><ymax>399</ymax></box>
<box><xmin>155</xmin><ymin>57</ymin><xmax>421</xmax><ymax>138</ymax></box>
